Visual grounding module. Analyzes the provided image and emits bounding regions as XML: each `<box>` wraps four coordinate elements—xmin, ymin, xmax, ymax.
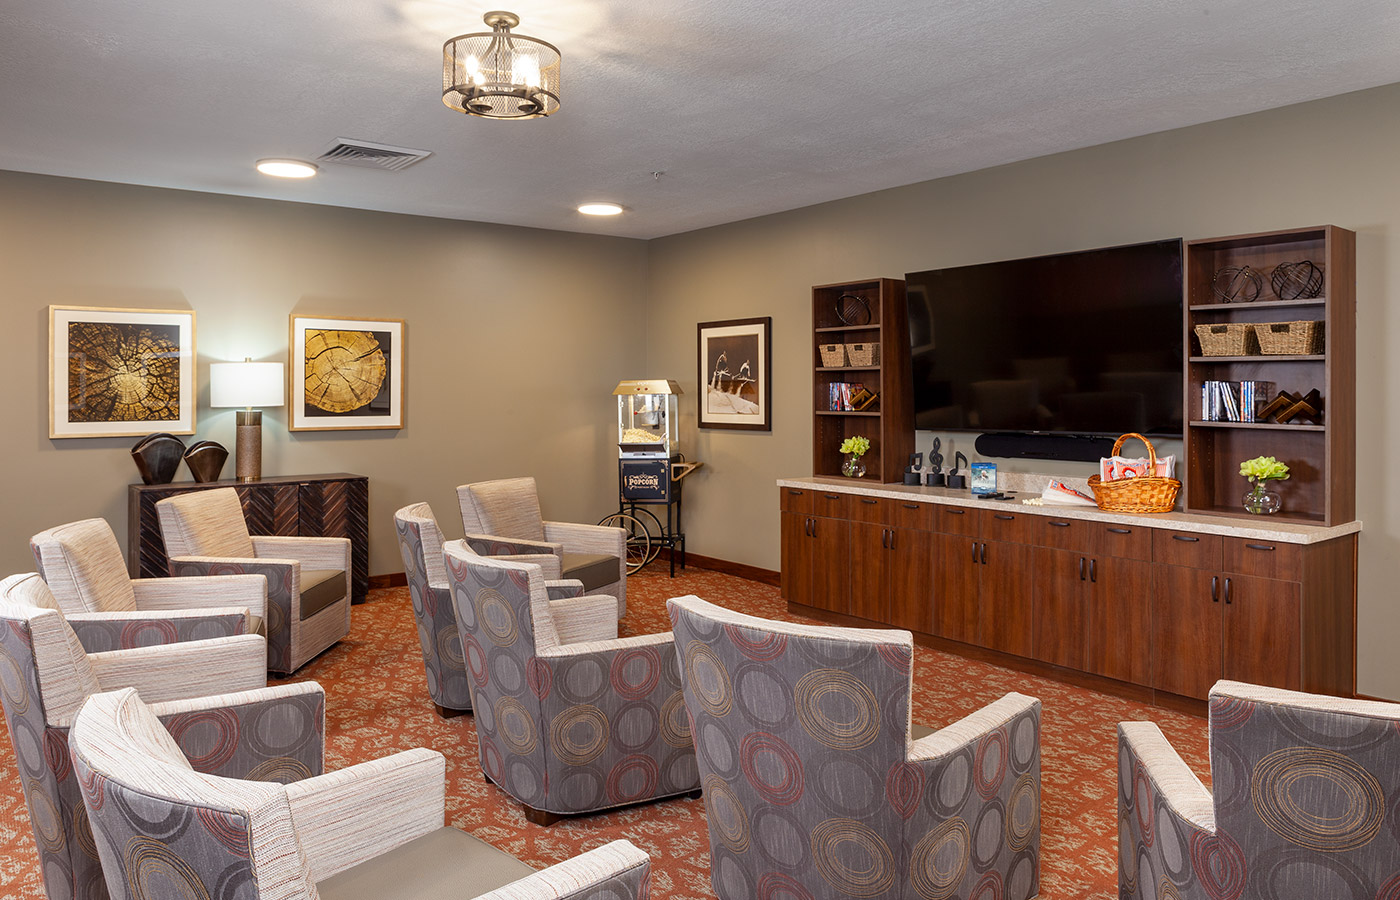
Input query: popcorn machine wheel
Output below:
<box><xmin>598</xmin><ymin>380</ymin><xmax>702</xmax><ymax>577</ymax></box>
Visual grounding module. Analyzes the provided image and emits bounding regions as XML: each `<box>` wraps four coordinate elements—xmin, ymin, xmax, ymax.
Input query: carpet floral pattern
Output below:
<box><xmin>0</xmin><ymin>567</ymin><xmax>1210</xmax><ymax>899</ymax></box>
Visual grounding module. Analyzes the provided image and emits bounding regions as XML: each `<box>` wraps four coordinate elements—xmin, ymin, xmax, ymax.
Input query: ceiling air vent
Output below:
<box><xmin>316</xmin><ymin>138</ymin><xmax>432</xmax><ymax>172</ymax></box>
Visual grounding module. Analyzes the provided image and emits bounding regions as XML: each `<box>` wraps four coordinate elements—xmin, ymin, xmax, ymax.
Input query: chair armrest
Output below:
<box><xmin>66</xmin><ymin>608</ymin><xmax>252</xmax><ymax>652</ymax></box>
<box><xmin>252</xmin><ymin>535</ymin><xmax>350</xmax><ymax>570</ymax></box>
<box><xmin>545</xmin><ymin>579</ymin><xmax>585</xmax><ymax>599</ymax></box>
<box><xmin>908</xmin><ymin>692</ymin><xmax>1040</xmax><ymax>762</ymax></box>
<box><xmin>168</xmin><ymin>555</ymin><xmax>303</xmax><ymax>673</ymax></box>
<box><xmin>285</xmin><ymin>747</ymin><xmax>446</xmax><ymax>882</ymax></box>
<box><xmin>1118</xmin><ymin>722</ymin><xmax>1215</xmax><ymax>831</ymax></box>
<box><xmin>83</xmin><ymin>634</ymin><xmax>267</xmax><ymax>716</ymax></box>
<box><xmin>549</xmin><ymin>594</ymin><xmax>620</xmax><ymax>645</ymax></box>
<box><xmin>539</xmin><ymin>629</ymin><xmax>672</xmax><ymax>658</ymax></box>
<box><xmin>544</xmin><ymin>521</ymin><xmax>626</xmax><ymax>558</ymax></box>
<box><xmin>464</xmin><ymin>534</ymin><xmax>565</xmax><ymax>576</ymax></box>
<box><xmin>133</xmin><ymin>574</ymin><xmax>267</xmax><ymax>618</ymax></box>
<box><xmin>474</xmin><ymin>839</ymin><xmax>650</xmax><ymax>900</ymax></box>
<box><xmin>151</xmin><ymin>682</ymin><xmax>326</xmax><ymax>781</ymax></box>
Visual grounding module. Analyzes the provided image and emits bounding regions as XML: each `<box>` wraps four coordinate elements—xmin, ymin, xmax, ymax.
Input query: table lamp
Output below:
<box><xmin>210</xmin><ymin>359</ymin><xmax>285</xmax><ymax>482</ymax></box>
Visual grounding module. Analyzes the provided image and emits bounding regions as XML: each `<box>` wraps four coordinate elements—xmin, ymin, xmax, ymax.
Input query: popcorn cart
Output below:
<box><xmin>599</xmin><ymin>380</ymin><xmax>701</xmax><ymax>575</ymax></box>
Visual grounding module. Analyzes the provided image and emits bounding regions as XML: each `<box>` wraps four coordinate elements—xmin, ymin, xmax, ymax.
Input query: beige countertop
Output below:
<box><xmin>777</xmin><ymin>476</ymin><xmax>1361</xmax><ymax>545</ymax></box>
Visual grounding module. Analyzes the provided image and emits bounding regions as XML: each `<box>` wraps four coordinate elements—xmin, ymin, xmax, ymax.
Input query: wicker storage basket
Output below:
<box><xmin>819</xmin><ymin>344</ymin><xmax>847</xmax><ymax>367</ymax></box>
<box><xmin>1255</xmin><ymin>320</ymin><xmax>1324</xmax><ymax>355</ymax></box>
<box><xmin>1087</xmin><ymin>433</ymin><xmax>1181</xmax><ymax>514</ymax></box>
<box><xmin>1194</xmin><ymin>323</ymin><xmax>1258</xmax><ymax>357</ymax></box>
<box><xmin>845</xmin><ymin>342</ymin><xmax>881</xmax><ymax>367</ymax></box>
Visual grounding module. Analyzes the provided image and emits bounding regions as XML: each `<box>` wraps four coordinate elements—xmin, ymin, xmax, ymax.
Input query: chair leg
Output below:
<box><xmin>685</xmin><ymin>788</ymin><xmax>703</xmax><ymax>800</ymax></box>
<box><xmin>523</xmin><ymin>805</ymin><xmax>562</xmax><ymax>827</ymax></box>
<box><xmin>483</xmin><ymin>772</ymin><xmax>494</xmax><ymax>785</ymax></box>
<box><xmin>434</xmin><ymin>703</ymin><xmax>469</xmax><ymax>719</ymax></box>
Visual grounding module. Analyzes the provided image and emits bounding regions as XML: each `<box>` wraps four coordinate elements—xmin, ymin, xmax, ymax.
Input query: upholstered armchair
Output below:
<box><xmin>457</xmin><ymin>476</ymin><xmax>627</xmax><ymax>617</ymax></box>
<box><xmin>393</xmin><ymin>501</ymin><xmax>474</xmax><ymax>718</ymax></box>
<box><xmin>71</xmin><ymin>686</ymin><xmax>655</xmax><ymax>900</ymax></box>
<box><xmin>30</xmin><ymin>516</ymin><xmax>265</xmax><ymax>651</ymax></box>
<box><xmin>155</xmin><ymin>487</ymin><xmax>351</xmax><ymax>673</ymax></box>
<box><xmin>1120</xmin><ymin>680</ymin><xmax>1400</xmax><ymax>899</ymax></box>
<box><xmin>0</xmin><ymin>572</ymin><xmax>316</xmax><ymax>900</ymax></box>
<box><xmin>668</xmin><ymin>595</ymin><xmax>1043</xmax><ymax>900</ymax></box>
<box><xmin>443</xmin><ymin>541</ymin><xmax>699</xmax><ymax>824</ymax></box>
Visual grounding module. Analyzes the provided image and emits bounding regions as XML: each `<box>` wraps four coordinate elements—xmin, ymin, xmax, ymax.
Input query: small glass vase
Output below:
<box><xmin>842</xmin><ymin>455</ymin><xmax>866</xmax><ymax>478</ymax></box>
<box><xmin>1243</xmin><ymin>485</ymin><xmax>1282</xmax><ymax>515</ymax></box>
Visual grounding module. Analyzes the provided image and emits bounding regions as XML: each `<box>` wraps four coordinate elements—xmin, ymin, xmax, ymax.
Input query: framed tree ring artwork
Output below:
<box><xmin>697</xmin><ymin>316</ymin><xmax>772</xmax><ymax>431</ymax></box>
<box><xmin>289</xmin><ymin>315</ymin><xmax>404</xmax><ymax>431</ymax></box>
<box><xmin>49</xmin><ymin>306</ymin><xmax>196</xmax><ymax>439</ymax></box>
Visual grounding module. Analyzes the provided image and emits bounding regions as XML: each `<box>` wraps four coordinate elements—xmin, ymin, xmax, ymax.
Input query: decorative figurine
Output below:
<box><xmin>947</xmin><ymin>451</ymin><xmax>969</xmax><ymax>490</ymax></box>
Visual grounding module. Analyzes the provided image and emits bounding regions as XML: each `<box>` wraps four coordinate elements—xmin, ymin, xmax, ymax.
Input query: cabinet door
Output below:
<box><xmin>1151</xmin><ymin>564</ymin><xmax>1222</xmax><ymax>700</ymax></box>
<box><xmin>780</xmin><ymin>513</ymin><xmax>813</xmax><ymax>607</ymax></box>
<box><xmin>933</xmin><ymin>533</ymin><xmax>980</xmax><ymax>644</ymax></box>
<box><xmin>1223</xmin><ymin>574</ymin><xmax>1301</xmax><ymax>691</ymax></box>
<box><xmin>1085</xmin><ymin>556</ymin><xmax>1152</xmax><ymax>686</ymax></box>
<box><xmin>887</xmin><ymin>527</ymin><xmax>934</xmax><ymax>633</ymax></box>
<box><xmin>848</xmin><ymin>522</ymin><xmax>890</xmax><ymax>623</ymax></box>
<box><xmin>1032</xmin><ymin>547</ymin><xmax>1086</xmax><ymax>670</ymax></box>
<box><xmin>809</xmin><ymin>516</ymin><xmax>850</xmax><ymax>615</ymax></box>
<box><xmin>980</xmin><ymin>540</ymin><xmax>1035</xmax><ymax>659</ymax></box>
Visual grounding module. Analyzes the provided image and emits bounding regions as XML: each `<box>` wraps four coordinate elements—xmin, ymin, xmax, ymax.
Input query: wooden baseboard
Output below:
<box><xmin>368</xmin><ymin>573</ymin><xmax>407</xmax><ymax>589</ymax></box>
<box><xmin>656</xmin><ymin>549</ymin><xmax>779</xmax><ymax>586</ymax></box>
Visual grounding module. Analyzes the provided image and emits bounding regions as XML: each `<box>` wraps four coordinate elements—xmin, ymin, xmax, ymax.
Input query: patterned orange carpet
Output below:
<box><xmin>0</xmin><ymin>566</ymin><xmax>1210</xmax><ymax>899</ymax></box>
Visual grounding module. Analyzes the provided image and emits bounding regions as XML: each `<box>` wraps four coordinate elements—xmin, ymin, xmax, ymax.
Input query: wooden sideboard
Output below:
<box><xmin>128</xmin><ymin>473</ymin><xmax>370</xmax><ymax>603</ymax></box>
<box><xmin>779</xmin><ymin>477</ymin><xmax>1359</xmax><ymax>705</ymax></box>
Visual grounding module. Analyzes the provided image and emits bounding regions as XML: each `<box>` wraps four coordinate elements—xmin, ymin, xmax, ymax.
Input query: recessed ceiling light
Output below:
<box><xmin>578</xmin><ymin>202</ymin><xmax>623</xmax><ymax>216</ymax></box>
<box><xmin>256</xmin><ymin>159</ymin><xmax>318</xmax><ymax>179</ymax></box>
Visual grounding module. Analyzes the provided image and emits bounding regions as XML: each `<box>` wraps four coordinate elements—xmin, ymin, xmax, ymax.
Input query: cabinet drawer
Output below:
<box><xmin>1094</xmin><ymin>523</ymin><xmax>1153</xmax><ymax>561</ymax></box>
<box><xmin>847</xmin><ymin>494</ymin><xmax>884</xmax><ymax>523</ymax></box>
<box><xmin>935</xmin><ymin>505</ymin><xmax>980</xmax><ymax>537</ymax></box>
<box><xmin>1036</xmin><ymin>516</ymin><xmax>1093</xmax><ymax>552</ymax></box>
<box><xmin>888</xmin><ymin>499</ymin><xmax>934</xmax><ymax>531</ymax></box>
<box><xmin>1223</xmin><ymin>537</ymin><xmax>1302</xmax><ymax>581</ymax></box>
<box><xmin>1152</xmin><ymin>530</ymin><xmax>1223</xmax><ymax>570</ymax></box>
<box><xmin>779</xmin><ymin>486</ymin><xmax>812</xmax><ymax>515</ymax></box>
<box><xmin>813</xmin><ymin>490</ymin><xmax>849</xmax><ymax>519</ymax></box>
<box><xmin>981</xmin><ymin>510</ymin><xmax>1033</xmax><ymax>544</ymax></box>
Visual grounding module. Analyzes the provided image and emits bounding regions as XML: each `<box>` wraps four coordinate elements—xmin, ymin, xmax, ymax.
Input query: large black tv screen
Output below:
<box><xmin>906</xmin><ymin>239</ymin><xmax>1183</xmax><ymax>437</ymax></box>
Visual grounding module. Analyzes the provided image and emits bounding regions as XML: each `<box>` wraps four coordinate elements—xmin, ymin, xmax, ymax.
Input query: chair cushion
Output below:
<box><xmin>317</xmin><ymin>827</ymin><xmax>536</xmax><ymax>900</ymax></box>
<box><xmin>247</xmin><ymin>615</ymin><xmax>265</xmax><ymax>638</ymax></box>
<box><xmin>467</xmin><ymin>478</ymin><xmax>545</xmax><ymax>542</ymax></box>
<box><xmin>561</xmin><ymin>552</ymin><xmax>619</xmax><ymax>592</ymax></box>
<box><xmin>911</xmin><ymin>722</ymin><xmax>936</xmax><ymax>741</ymax></box>
<box><xmin>299</xmin><ymin>570</ymin><xmax>346</xmax><ymax>620</ymax></box>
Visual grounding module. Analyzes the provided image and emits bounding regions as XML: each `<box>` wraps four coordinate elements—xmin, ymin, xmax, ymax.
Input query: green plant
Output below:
<box><xmin>839</xmin><ymin>435</ymin><xmax>870</xmax><ymax>458</ymax></box>
<box><xmin>1239</xmin><ymin>455</ymin><xmax>1290</xmax><ymax>484</ymax></box>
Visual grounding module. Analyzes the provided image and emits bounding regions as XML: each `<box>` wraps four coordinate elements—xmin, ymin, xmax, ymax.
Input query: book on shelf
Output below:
<box><xmin>1201</xmin><ymin>380</ymin><xmax>1273</xmax><ymax>423</ymax></box>
<box><xmin>827</xmin><ymin>382</ymin><xmax>865</xmax><ymax>411</ymax></box>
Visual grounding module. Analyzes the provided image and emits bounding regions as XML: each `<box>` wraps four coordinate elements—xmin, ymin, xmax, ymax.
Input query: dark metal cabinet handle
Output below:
<box><xmin>882</xmin><ymin>529</ymin><xmax>889</xmax><ymax>549</ymax></box>
<box><xmin>1245</xmin><ymin>543</ymin><xmax>1275</xmax><ymax>552</ymax></box>
<box><xmin>825</xmin><ymin>493</ymin><xmax>842</xmax><ymax>500</ymax></box>
<box><xmin>860</xmin><ymin>498</ymin><xmax>877</xmax><ymax>505</ymax></box>
<box><xmin>810</xmin><ymin>519</ymin><xmax>818</xmax><ymax>538</ymax></box>
<box><xmin>1224</xmin><ymin>577</ymin><xmax>1232</xmax><ymax>604</ymax></box>
<box><xmin>788</xmin><ymin>489</ymin><xmax>805</xmax><ymax>496</ymax></box>
<box><xmin>887</xmin><ymin>529</ymin><xmax>895</xmax><ymax>550</ymax></box>
<box><xmin>971</xmin><ymin>541</ymin><xmax>979</xmax><ymax>564</ymax></box>
<box><xmin>980</xmin><ymin>543</ymin><xmax>988</xmax><ymax>565</ymax></box>
<box><xmin>1172</xmin><ymin>535</ymin><xmax>1200</xmax><ymax>543</ymax></box>
<box><xmin>1079</xmin><ymin>557</ymin><xmax>1085</xmax><ymax>581</ymax></box>
<box><xmin>1090</xmin><ymin>559</ymin><xmax>1097</xmax><ymax>583</ymax></box>
<box><xmin>804</xmin><ymin>518</ymin><xmax>812</xmax><ymax>537</ymax></box>
<box><xmin>994</xmin><ymin>514</ymin><xmax>1014</xmax><ymax>521</ymax></box>
<box><xmin>947</xmin><ymin>508</ymin><xmax>966</xmax><ymax>515</ymax></box>
<box><xmin>1048</xmin><ymin>521</ymin><xmax>1071</xmax><ymax>528</ymax></box>
<box><xmin>902</xmin><ymin>503</ymin><xmax>919</xmax><ymax>510</ymax></box>
<box><xmin>1211</xmin><ymin>575</ymin><xmax>1219</xmax><ymax>602</ymax></box>
<box><xmin>1107</xmin><ymin>527</ymin><xmax>1132</xmax><ymax>535</ymax></box>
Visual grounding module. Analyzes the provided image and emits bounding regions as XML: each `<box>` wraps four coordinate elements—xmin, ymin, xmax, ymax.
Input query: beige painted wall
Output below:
<box><xmin>646</xmin><ymin>83</ymin><xmax>1398</xmax><ymax>699</ymax></box>
<box><xmin>0</xmin><ymin>171</ymin><xmax>648</xmax><ymax>578</ymax></box>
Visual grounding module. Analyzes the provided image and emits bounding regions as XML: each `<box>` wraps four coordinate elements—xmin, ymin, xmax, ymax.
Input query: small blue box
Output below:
<box><xmin>970</xmin><ymin>462</ymin><xmax>998</xmax><ymax>495</ymax></box>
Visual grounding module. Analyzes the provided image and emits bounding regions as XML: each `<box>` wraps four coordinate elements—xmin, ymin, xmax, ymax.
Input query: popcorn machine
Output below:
<box><xmin>600</xmin><ymin>380</ymin><xmax>701</xmax><ymax>575</ymax></box>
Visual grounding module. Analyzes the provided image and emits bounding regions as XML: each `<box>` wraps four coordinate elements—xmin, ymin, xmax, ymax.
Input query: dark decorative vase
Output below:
<box><xmin>131</xmin><ymin>433</ymin><xmax>186</xmax><ymax>485</ymax></box>
<box><xmin>183</xmin><ymin>441</ymin><xmax>230</xmax><ymax>484</ymax></box>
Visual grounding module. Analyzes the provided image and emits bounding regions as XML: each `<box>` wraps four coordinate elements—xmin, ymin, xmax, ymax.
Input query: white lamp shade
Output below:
<box><xmin>210</xmin><ymin>362</ymin><xmax>285</xmax><ymax>408</ymax></box>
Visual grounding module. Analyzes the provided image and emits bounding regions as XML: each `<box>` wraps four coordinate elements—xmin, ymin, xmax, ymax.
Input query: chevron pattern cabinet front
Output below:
<box><xmin>128</xmin><ymin>473</ymin><xmax>370</xmax><ymax>603</ymax></box>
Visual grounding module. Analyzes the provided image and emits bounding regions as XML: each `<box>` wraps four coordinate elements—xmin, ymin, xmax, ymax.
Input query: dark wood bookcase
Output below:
<box><xmin>1183</xmin><ymin>226</ymin><xmax>1355</xmax><ymax>525</ymax></box>
<box><xmin>811</xmin><ymin>278</ymin><xmax>914</xmax><ymax>482</ymax></box>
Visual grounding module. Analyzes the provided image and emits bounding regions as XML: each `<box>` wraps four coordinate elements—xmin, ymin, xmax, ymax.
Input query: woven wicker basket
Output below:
<box><xmin>1255</xmin><ymin>320</ymin><xmax>1324</xmax><ymax>355</ymax></box>
<box><xmin>1087</xmin><ymin>433</ymin><xmax>1181</xmax><ymax>514</ymax></box>
<box><xmin>819</xmin><ymin>344</ymin><xmax>847</xmax><ymax>367</ymax></box>
<box><xmin>845</xmin><ymin>343</ymin><xmax>880</xmax><ymax>367</ymax></box>
<box><xmin>1194</xmin><ymin>323</ymin><xmax>1258</xmax><ymax>357</ymax></box>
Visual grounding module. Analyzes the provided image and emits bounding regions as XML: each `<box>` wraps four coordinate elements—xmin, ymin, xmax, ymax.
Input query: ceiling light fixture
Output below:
<box><xmin>256</xmin><ymin>159</ymin><xmax>318</xmax><ymax>179</ymax></box>
<box><xmin>443</xmin><ymin>11</ymin><xmax>561</xmax><ymax>120</ymax></box>
<box><xmin>578</xmin><ymin>202</ymin><xmax>624</xmax><ymax>216</ymax></box>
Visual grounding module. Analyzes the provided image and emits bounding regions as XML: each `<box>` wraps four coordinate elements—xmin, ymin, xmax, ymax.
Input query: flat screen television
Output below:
<box><xmin>905</xmin><ymin>239</ymin><xmax>1183</xmax><ymax>438</ymax></box>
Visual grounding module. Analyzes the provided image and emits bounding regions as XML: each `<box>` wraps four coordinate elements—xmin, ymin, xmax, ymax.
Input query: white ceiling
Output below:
<box><xmin>2</xmin><ymin>0</ymin><xmax>1400</xmax><ymax>239</ymax></box>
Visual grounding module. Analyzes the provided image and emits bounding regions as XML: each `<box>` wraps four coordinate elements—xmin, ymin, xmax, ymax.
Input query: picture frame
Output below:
<box><xmin>49</xmin><ymin>305</ymin><xmax>196</xmax><ymax>439</ymax></box>
<box><xmin>697</xmin><ymin>316</ymin><xmax>771</xmax><ymax>431</ymax></box>
<box><xmin>288</xmin><ymin>315</ymin><xmax>404</xmax><ymax>431</ymax></box>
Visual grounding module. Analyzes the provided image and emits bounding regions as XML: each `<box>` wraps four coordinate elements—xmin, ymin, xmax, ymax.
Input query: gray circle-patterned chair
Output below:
<box><xmin>1119</xmin><ymin>680</ymin><xmax>1400</xmax><ymax>899</ymax></box>
<box><xmin>443</xmin><ymin>540</ymin><xmax>699</xmax><ymax>825</ymax></box>
<box><xmin>668</xmin><ymin>594</ymin><xmax>1043</xmax><ymax>900</ymax></box>
<box><xmin>393</xmin><ymin>502</ymin><xmax>475</xmax><ymax>718</ymax></box>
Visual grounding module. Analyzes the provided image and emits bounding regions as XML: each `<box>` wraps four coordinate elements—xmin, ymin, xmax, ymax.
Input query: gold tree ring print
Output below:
<box><xmin>67</xmin><ymin>322</ymin><xmax>181</xmax><ymax>422</ymax></box>
<box><xmin>303</xmin><ymin>329</ymin><xmax>388</xmax><ymax>413</ymax></box>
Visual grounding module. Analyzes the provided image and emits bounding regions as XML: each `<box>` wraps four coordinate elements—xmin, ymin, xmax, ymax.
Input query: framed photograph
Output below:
<box><xmin>698</xmin><ymin>316</ymin><xmax>771</xmax><ymax>431</ymax></box>
<box><xmin>289</xmin><ymin>315</ymin><xmax>404</xmax><ymax>431</ymax></box>
<box><xmin>49</xmin><ymin>305</ymin><xmax>196</xmax><ymax>439</ymax></box>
